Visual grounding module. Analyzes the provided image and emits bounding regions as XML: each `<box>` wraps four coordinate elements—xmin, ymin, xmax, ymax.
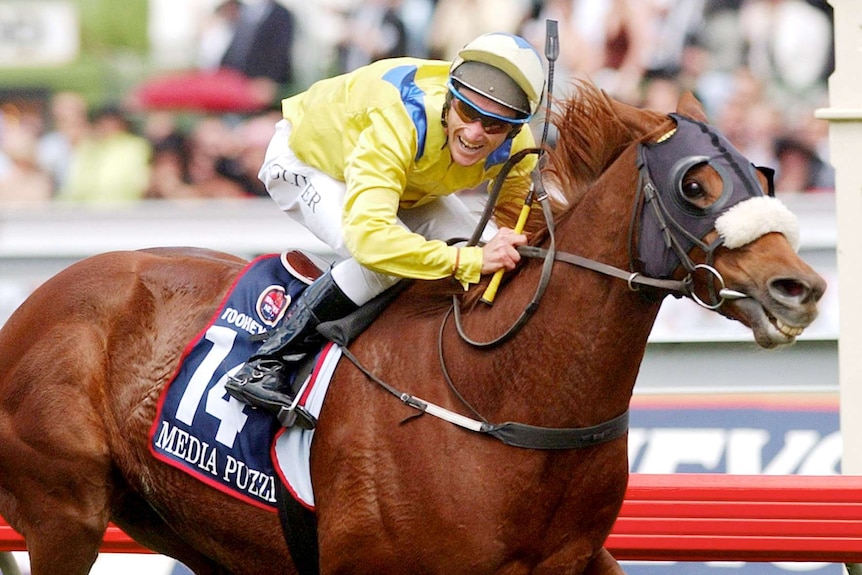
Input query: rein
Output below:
<box><xmin>451</xmin><ymin>140</ymin><xmax>748</xmax><ymax>350</ymax></box>
<box><xmin>336</xmin><ymin>343</ymin><xmax>630</xmax><ymax>450</ymax></box>
<box><xmin>337</xmin><ymin>114</ymin><xmax>761</xmax><ymax>451</ymax></box>
<box><xmin>422</xmin><ymin>120</ymin><xmax>758</xmax><ymax>450</ymax></box>
<box><xmin>332</xmin><ymin>152</ymin><xmax>631</xmax><ymax>450</ymax></box>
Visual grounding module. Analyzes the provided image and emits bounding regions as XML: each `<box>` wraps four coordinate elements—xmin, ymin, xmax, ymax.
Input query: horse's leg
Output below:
<box><xmin>6</xmin><ymin>455</ymin><xmax>112</xmax><ymax>575</ymax></box>
<box><xmin>110</xmin><ymin>481</ymin><xmax>231</xmax><ymax>575</ymax></box>
<box><xmin>0</xmin><ymin>329</ymin><xmax>115</xmax><ymax>575</ymax></box>
<box><xmin>581</xmin><ymin>548</ymin><xmax>626</xmax><ymax>575</ymax></box>
<box><xmin>17</xmin><ymin>476</ymin><xmax>109</xmax><ymax>575</ymax></box>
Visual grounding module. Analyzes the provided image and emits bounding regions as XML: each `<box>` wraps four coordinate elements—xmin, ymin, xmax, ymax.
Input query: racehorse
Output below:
<box><xmin>0</xmin><ymin>83</ymin><xmax>825</xmax><ymax>575</ymax></box>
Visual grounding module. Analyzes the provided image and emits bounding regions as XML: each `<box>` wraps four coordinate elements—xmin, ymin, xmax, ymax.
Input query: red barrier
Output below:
<box><xmin>3</xmin><ymin>474</ymin><xmax>862</xmax><ymax>562</ymax></box>
<box><xmin>0</xmin><ymin>521</ymin><xmax>149</xmax><ymax>554</ymax></box>
<box><xmin>610</xmin><ymin>474</ymin><xmax>862</xmax><ymax>563</ymax></box>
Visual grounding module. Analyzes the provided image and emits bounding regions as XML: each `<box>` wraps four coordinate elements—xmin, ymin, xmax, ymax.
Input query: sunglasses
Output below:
<box><xmin>447</xmin><ymin>85</ymin><xmax>526</xmax><ymax>135</ymax></box>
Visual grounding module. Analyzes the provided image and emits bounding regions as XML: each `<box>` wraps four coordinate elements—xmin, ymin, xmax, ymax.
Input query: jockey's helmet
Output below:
<box><xmin>449</xmin><ymin>33</ymin><xmax>545</xmax><ymax>120</ymax></box>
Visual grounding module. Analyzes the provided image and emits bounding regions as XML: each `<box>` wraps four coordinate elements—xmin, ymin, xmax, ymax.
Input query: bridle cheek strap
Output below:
<box><xmin>714</xmin><ymin>196</ymin><xmax>800</xmax><ymax>251</ymax></box>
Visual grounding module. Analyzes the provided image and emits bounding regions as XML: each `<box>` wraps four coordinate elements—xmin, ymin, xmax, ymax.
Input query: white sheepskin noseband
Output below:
<box><xmin>714</xmin><ymin>196</ymin><xmax>800</xmax><ymax>251</ymax></box>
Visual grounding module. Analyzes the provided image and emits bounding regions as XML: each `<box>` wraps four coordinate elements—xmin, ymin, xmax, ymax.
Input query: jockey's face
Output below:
<box><xmin>446</xmin><ymin>87</ymin><xmax>520</xmax><ymax>167</ymax></box>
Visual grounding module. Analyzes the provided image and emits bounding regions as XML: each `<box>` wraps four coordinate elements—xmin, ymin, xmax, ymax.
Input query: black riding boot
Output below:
<box><xmin>225</xmin><ymin>271</ymin><xmax>358</xmax><ymax>428</ymax></box>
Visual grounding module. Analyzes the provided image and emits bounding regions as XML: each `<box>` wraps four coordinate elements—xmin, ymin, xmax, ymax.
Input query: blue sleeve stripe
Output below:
<box><xmin>382</xmin><ymin>65</ymin><xmax>427</xmax><ymax>161</ymax></box>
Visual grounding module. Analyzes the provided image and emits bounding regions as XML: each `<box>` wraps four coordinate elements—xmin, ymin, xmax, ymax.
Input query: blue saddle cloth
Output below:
<box><xmin>148</xmin><ymin>253</ymin><xmax>310</xmax><ymax>510</ymax></box>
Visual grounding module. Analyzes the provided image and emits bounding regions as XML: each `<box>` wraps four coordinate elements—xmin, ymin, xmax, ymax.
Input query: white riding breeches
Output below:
<box><xmin>260</xmin><ymin>119</ymin><xmax>495</xmax><ymax>306</ymax></box>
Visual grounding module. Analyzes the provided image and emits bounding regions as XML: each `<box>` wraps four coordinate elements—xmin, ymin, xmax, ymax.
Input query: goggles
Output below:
<box><xmin>447</xmin><ymin>82</ymin><xmax>528</xmax><ymax>135</ymax></box>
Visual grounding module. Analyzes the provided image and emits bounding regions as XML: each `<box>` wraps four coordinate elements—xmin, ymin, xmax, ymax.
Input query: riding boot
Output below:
<box><xmin>225</xmin><ymin>271</ymin><xmax>358</xmax><ymax>428</ymax></box>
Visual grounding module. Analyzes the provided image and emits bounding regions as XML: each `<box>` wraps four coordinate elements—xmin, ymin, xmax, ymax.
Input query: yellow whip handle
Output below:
<box><xmin>480</xmin><ymin>199</ymin><xmax>532</xmax><ymax>305</ymax></box>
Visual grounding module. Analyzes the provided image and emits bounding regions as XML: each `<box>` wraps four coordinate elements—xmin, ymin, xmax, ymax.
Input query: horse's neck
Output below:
<box><xmin>451</xmin><ymin>150</ymin><xmax>661</xmax><ymax>428</ymax></box>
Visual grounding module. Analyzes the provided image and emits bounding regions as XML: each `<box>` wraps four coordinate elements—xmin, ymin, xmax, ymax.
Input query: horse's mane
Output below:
<box><xmin>464</xmin><ymin>82</ymin><xmax>670</xmax><ymax>306</ymax></box>
<box><xmin>494</xmin><ymin>81</ymin><xmax>664</xmax><ymax>235</ymax></box>
<box><xmin>544</xmin><ymin>82</ymin><xmax>634</xmax><ymax>207</ymax></box>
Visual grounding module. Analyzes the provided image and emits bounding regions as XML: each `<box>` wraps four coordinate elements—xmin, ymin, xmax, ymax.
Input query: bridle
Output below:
<box><xmin>336</xmin><ymin>113</ymin><xmax>785</xmax><ymax>451</ymax></box>
<box><xmin>452</xmin><ymin>113</ymin><xmax>777</xmax><ymax>349</ymax></box>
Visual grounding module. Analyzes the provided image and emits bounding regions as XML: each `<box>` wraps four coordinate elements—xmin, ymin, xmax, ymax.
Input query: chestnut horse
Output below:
<box><xmin>0</xmin><ymin>85</ymin><xmax>825</xmax><ymax>575</ymax></box>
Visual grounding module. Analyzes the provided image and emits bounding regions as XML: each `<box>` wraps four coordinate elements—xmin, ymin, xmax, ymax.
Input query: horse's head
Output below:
<box><xmin>633</xmin><ymin>93</ymin><xmax>826</xmax><ymax>348</ymax></box>
<box><xmin>542</xmin><ymin>83</ymin><xmax>825</xmax><ymax>350</ymax></box>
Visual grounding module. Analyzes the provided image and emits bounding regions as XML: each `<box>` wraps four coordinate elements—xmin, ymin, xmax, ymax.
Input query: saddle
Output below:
<box><xmin>276</xmin><ymin>250</ymin><xmax>409</xmax><ymax>422</ymax></box>
<box><xmin>283</xmin><ymin>249</ymin><xmax>328</xmax><ymax>285</ymax></box>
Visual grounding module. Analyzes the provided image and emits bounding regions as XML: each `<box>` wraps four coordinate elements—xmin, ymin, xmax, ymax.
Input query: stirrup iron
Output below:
<box><xmin>276</xmin><ymin>373</ymin><xmax>317</xmax><ymax>429</ymax></box>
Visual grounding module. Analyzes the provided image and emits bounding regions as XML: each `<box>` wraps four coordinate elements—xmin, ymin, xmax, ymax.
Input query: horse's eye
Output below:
<box><xmin>681</xmin><ymin>179</ymin><xmax>706</xmax><ymax>201</ymax></box>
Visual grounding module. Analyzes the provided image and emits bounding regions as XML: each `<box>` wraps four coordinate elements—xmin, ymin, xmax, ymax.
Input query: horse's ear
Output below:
<box><xmin>676</xmin><ymin>92</ymin><xmax>708</xmax><ymax>123</ymax></box>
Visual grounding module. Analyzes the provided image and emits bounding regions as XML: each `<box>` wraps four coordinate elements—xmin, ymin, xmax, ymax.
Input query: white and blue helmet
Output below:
<box><xmin>449</xmin><ymin>32</ymin><xmax>546</xmax><ymax>120</ymax></box>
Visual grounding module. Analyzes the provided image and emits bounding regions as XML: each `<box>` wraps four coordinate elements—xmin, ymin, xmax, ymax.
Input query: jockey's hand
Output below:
<box><xmin>481</xmin><ymin>227</ymin><xmax>527</xmax><ymax>275</ymax></box>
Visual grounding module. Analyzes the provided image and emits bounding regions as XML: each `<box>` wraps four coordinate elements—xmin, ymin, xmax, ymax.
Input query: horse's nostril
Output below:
<box><xmin>770</xmin><ymin>276</ymin><xmax>826</xmax><ymax>304</ymax></box>
<box><xmin>772</xmin><ymin>278</ymin><xmax>807</xmax><ymax>299</ymax></box>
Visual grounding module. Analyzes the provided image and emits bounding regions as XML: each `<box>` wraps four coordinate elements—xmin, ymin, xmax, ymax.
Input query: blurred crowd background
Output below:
<box><xmin>0</xmin><ymin>0</ymin><xmax>836</xmax><ymax>208</ymax></box>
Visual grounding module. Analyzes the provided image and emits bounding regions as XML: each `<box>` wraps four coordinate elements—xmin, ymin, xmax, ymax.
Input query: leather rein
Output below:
<box><xmin>436</xmin><ymin>127</ymin><xmax>756</xmax><ymax>450</ymax></box>
<box><xmin>453</xmin><ymin>137</ymin><xmax>751</xmax><ymax>351</ymax></box>
<box><xmin>339</xmin><ymin>124</ymin><xmax>757</xmax><ymax>451</ymax></box>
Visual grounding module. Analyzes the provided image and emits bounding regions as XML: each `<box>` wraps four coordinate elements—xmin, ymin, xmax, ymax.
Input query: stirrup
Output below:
<box><xmin>225</xmin><ymin>363</ymin><xmax>317</xmax><ymax>430</ymax></box>
<box><xmin>276</xmin><ymin>373</ymin><xmax>317</xmax><ymax>430</ymax></box>
<box><xmin>276</xmin><ymin>397</ymin><xmax>317</xmax><ymax>430</ymax></box>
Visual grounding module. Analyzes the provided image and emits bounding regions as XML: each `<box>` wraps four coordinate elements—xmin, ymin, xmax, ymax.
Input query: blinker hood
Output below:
<box><xmin>636</xmin><ymin>113</ymin><xmax>774</xmax><ymax>279</ymax></box>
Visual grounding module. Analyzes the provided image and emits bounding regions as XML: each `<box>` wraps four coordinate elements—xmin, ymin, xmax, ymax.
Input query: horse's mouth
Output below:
<box><xmin>773</xmin><ymin>315</ymin><xmax>805</xmax><ymax>338</ymax></box>
<box><xmin>733</xmin><ymin>297</ymin><xmax>812</xmax><ymax>348</ymax></box>
<box><xmin>756</xmin><ymin>309</ymin><xmax>803</xmax><ymax>348</ymax></box>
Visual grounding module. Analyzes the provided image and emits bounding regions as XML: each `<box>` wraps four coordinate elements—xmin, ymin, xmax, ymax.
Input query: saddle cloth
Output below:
<box><xmin>148</xmin><ymin>251</ymin><xmax>336</xmax><ymax>512</ymax></box>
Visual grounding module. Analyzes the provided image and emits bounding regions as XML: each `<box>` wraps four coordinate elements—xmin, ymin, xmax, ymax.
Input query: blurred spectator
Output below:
<box><xmin>521</xmin><ymin>0</ymin><xmax>651</xmax><ymax>103</ymax></box>
<box><xmin>674</xmin><ymin>32</ymin><xmax>732</xmax><ymax>119</ymax></box>
<box><xmin>639</xmin><ymin>70</ymin><xmax>684</xmax><ymax>114</ymax></box>
<box><xmin>739</xmin><ymin>100</ymin><xmax>782</xmax><ymax>168</ymax></box>
<box><xmin>0</xmin><ymin>119</ymin><xmax>53</xmax><ymax>206</ymax></box>
<box><xmin>773</xmin><ymin>135</ymin><xmax>834</xmax><ymax>194</ymax></box>
<box><xmin>398</xmin><ymin>0</ymin><xmax>434</xmax><ymax>58</ymax></box>
<box><xmin>281</xmin><ymin>1</ymin><xmax>352</xmax><ymax>87</ymax></box>
<box><xmin>795</xmin><ymin>104</ymin><xmax>832</xmax><ymax>166</ymax></box>
<box><xmin>57</xmin><ymin>105</ymin><xmax>152</xmax><ymax>203</ymax></box>
<box><xmin>141</xmin><ymin>110</ymin><xmax>180</xmax><ymax>145</ymax></box>
<box><xmin>146</xmin><ymin>132</ymin><xmax>196</xmax><ymax>200</ymax></box>
<box><xmin>129</xmin><ymin>0</ymin><xmax>295</xmax><ymax>114</ymax></box>
<box><xmin>713</xmin><ymin>67</ymin><xmax>766</xmax><ymax>150</ymax></box>
<box><xmin>220</xmin><ymin>0</ymin><xmax>296</xmax><ymax>90</ymax></box>
<box><xmin>198</xmin><ymin>0</ymin><xmax>242</xmax><ymax>71</ymax></box>
<box><xmin>642</xmin><ymin>0</ymin><xmax>707</xmax><ymax>78</ymax></box>
<box><xmin>215</xmin><ymin>110</ymin><xmax>281</xmax><ymax>197</ymax></box>
<box><xmin>699</xmin><ymin>0</ymin><xmax>746</xmax><ymax>74</ymax></box>
<box><xmin>739</xmin><ymin>0</ymin><xmax>833</xmax><ymax>109</ymax></box>
<box><xmin>335</xmin><ymin>0</ymin><xmax>408</xmax><ymax>73</ymax></box>
<box><xmin>426</xmin><ymin>0</ymin><xmax>532</xmax><ymax>61</ymax></box>
<box><xmin>37</xmin><ymin>91</ymin><xmax>90</xmax><ymax>195</ymax></box>
<box><xmin>185</xmin><ymin>116</ymin><xmax>248</xmax><ymax>198</ymax></box>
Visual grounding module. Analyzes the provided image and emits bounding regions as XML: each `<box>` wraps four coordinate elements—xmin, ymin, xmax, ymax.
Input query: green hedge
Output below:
<box><xmin>0</xmin><ymin>0</ymin><xmax>150</xmax><ymax>104</ymax></box>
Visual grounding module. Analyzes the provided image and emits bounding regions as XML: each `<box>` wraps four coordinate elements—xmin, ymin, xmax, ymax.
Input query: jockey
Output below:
<box><xmin>226</xmin><ymin>32</ymin><xmax>545</xmax><ymax>428</ymax></box>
